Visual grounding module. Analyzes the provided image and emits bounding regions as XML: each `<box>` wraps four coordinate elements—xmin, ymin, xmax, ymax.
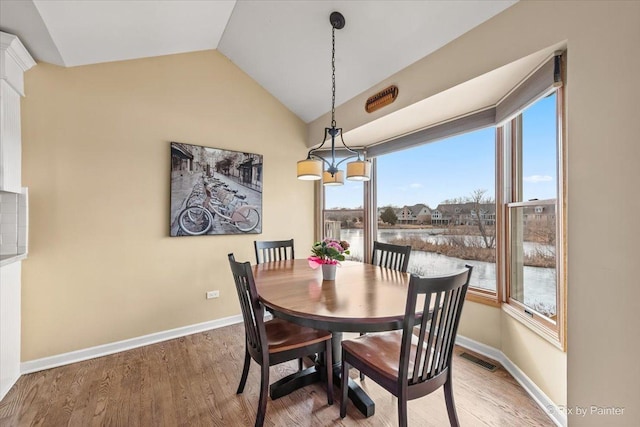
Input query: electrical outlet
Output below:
<box><xmin>206</xmin><ymin>290</ymin><xmax>220</xmax><ymax>299</ymax></box>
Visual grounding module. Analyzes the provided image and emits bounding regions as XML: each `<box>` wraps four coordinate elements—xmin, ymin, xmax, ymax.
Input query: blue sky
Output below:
<box><xmin>326</xmin><ymin>94</ymin><xmax>557</xmax><ymax>209</ymax></box>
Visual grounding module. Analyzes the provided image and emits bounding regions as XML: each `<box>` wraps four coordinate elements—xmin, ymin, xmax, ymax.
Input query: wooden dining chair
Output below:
<box><xmin>254</xmin><ymin>239</ymin><xmax>295</xmax><ymax>264</ymax></box>
<box><xmin>358</xmin><ymin>240</ymin><xmax>413</xmax><ymax>380</ymax></box>
<box><xmin>253</xmin><ymin>239</ymin><xmax>303</xmax><ymax>370</ymax></box>
<box><xmin>340</xmin><ymin>266</ymin><xmax>473</xmax><ymax>427</ymax></box>
<box><xmin>228</xmin><ymin>254</ymin><xmax>333</xmax><ymax>427</ymax></box>
<box><xmin>371</xmin><ymin>240</ymin><xmax>412</xmax><ymax>272</ymax></box>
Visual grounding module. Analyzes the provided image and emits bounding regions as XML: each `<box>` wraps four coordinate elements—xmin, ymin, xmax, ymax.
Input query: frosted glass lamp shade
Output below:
<box><xmin>323</xmin><ymin>170</ymin><xmax>344</xmax><ymax>186</ymax></box>
<box><xmin>297</xmin><ymin>159</ymin><xmax>322</xmax><ymax>180</ymax></box>
<box><xmin>346</xmin><ymin>160</ymin><xmax>371</xmax><ymax>181</ymax></box>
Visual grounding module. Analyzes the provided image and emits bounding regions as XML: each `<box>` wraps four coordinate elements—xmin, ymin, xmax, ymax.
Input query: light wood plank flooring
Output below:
<box><xmin>0</xmin><ymin>323</ymin><xmax>554</xmax><ymax>426</ymax></box>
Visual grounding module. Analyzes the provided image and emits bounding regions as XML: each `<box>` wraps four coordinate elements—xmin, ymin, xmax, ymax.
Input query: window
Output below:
<box><xmin>315</xmin><ymin>52</ymin><xmax>565</xmax><ymax>346</ymax></box>
<box><xmin>322</xmin><ymin>160</ymin><xmax>365</xmax><ymax>261</ymax></box>
<box><xmin>375</xmin><ymin>128</ymin><xmax>497</xmax><ymax>294</ymax></box>
<box><xmin>504</xmin><ymin>90</ymin><xmax>565</xmax><ymax>345</ymax></box>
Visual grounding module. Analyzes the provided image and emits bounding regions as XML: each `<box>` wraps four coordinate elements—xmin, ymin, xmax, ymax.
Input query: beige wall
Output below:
<box><xmin>501</xmin><ymin>315</ymin><xmax>567</xmax><ymax>406</ymax></box>
<box><xmin>21</xmin><ymin>50</ymin><xmax>315</xmax><ymax>360</ymax></box>
<box><xmin>458</xmin><ymin>301</ymin><xmax>501</xmax><ymax>350</ymax></box>
<box><xmin>313</xmin><ymin>1</ymin><xmax>640</xmax><ymax>425</ymax></box>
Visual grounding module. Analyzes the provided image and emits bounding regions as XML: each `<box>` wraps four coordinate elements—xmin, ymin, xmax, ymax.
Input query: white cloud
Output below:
<box><xmin>409</xmin><ymin>183</ymin><xmax>423</xmax><ymax>189</ymax></box>
<box><xmin>523</xmin><ymin>175</ymin><xmax>553</xmax><ymax>183</ymax></box>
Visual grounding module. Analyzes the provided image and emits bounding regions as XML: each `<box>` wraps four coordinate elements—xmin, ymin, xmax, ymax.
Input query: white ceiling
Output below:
<box><xmin>0</xmin><ymin>0</ymin><xmax>518</xmax><ymax>124</ymax></box>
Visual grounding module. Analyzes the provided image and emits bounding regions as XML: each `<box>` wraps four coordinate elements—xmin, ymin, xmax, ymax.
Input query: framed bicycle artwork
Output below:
<box><xmin>170</xmin><ymin>142</ymin><xmax>263</xmax><ymax>236</ymax></box>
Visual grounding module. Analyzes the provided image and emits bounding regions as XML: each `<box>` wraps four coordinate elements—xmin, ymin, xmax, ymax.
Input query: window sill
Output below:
<box><xmin>466</xmin><ymin>289</ymin><xmax>500</xmax><ymax>308</ymax></box>
<box><xmin>502</xmin><ymin>303</ymin><xmax>565</xmax><ymax>351</ymax></box>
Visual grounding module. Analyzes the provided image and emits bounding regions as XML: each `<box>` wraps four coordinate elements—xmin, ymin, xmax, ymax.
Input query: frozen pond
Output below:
<box><xmin>338</xmin><ymin>228</ymin><xmax>556</xmax><ymax>315</ymax></box>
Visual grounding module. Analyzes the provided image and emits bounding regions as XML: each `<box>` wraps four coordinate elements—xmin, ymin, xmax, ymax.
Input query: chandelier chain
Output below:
<box><xmin>331</xmin><ymin>25</ymin><xmax>336</xmax><ymax>128</ymax></box>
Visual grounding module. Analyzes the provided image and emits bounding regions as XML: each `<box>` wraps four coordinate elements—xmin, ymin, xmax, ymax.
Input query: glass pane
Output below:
<box><xmin>324</xmin><ymin>176</ymin><xmax>364</xmax><ymax>262</ymax></box>
<box><xmin>521</xmin><ymin>93</ymin><xmax>557</xmax><ymax>202</ymax></box>
<box><xmin>509</xmin><ymin>204</ymin><xmax>557</xmax><ymax>319</ymax></box>
<box><xmin>375</xmin><ymin>128</ymin><xmax>496</xmax><ymax>291</ymax></box>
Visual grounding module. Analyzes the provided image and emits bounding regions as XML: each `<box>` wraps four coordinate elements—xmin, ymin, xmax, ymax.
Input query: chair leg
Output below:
<box><xmin>397</xmin><ymin>394</ymin><xmax>408</xmax><ymax>427</ymax></box>
<box><xmin>237</xmin><ymin>347</ymin><xmax>251</xmax><ymax>394</ymax></box>
<box><xmin>255</xmin><ymin>363</ymin><xmax>269</xmax><ymax>427</ymax></box>
<box><xmin>358</xmin><ymin>332</ymin><xmax>365</xmax><ymax>381</ymax></box>
<box><xmin>444</xmin><ymin>380</ymin><xmax>460</xmax><ymax>427</ymax></box>
<box><xmin>325</xmin><ymin>339</ymin><xmax>333</xmax><ymax>405</ymax></box>
<box><xmin>339</xmin><ymin>356</ymin><xmax>349</xmax><ymax>418</ymax></box>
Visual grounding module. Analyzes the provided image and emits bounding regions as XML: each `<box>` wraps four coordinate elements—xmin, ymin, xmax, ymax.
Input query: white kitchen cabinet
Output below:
<box><xmin>0</xmin><ymin>32</ymin><xmax>35</xmax><ymax>193</ymax></box>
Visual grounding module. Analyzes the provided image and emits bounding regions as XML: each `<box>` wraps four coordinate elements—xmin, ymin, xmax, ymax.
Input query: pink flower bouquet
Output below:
<box><xmin>308</xmin><ymin>238</ymin><xmax>350</xmax><ymax>269</ymax></box>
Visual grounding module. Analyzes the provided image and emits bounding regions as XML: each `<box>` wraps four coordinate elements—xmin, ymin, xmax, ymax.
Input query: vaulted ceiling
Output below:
<box><xmin>0</xmin><ymin>0</ymin><xmax>518</xmax><ymax>123</ymax></box>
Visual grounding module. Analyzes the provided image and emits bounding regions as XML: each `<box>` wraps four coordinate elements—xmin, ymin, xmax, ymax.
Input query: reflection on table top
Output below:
<box><xmin>253</xmin><ymin>259</ymin><xmax>417</xmax><ymax>332</ymax></box>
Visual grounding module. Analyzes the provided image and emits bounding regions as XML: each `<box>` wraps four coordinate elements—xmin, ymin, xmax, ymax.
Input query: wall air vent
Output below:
<box><xmin>365</xmin><ymin>85</ymin><xmax>399</xmax><ymax>113</ymax></box>
<box><xmin>459</xmin><ymin>352</ymin><xmax>498</xmax><ymax>372</ymax></box>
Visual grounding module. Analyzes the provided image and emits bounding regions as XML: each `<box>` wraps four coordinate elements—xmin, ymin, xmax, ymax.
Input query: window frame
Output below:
<box><xmin>319</xmin><ymin>126</ymin><xmax>501</xmax><ymax>303</ymax></box>
<box><xmin>502</xmin><ymin>86</ymin><xmax>566</xmax><ymax>350</ymax></box>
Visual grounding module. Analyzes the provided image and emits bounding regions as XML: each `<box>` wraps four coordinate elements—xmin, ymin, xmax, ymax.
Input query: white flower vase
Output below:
<box><xmin>322</xmin><ymin>264</ymin><xmax>337</xmax><ymax>281</ymax></box>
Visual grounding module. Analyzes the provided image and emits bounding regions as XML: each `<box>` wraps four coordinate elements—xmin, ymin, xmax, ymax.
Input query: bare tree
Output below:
<box><xmin>470</xmin><ymin>189</ymin><xmax>496</xmax><ymax>249</ymax></box>
<box><xmin>440</xmin><ymin>196</ymin><xmax>467</xmax><ymax>204</ymax></box>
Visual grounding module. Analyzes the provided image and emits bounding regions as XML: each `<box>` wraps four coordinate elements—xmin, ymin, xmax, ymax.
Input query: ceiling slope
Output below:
<box><xmin>0</xmin><ymin>0</ymin><xmax>517</xmax><ymax>123</ymax></box>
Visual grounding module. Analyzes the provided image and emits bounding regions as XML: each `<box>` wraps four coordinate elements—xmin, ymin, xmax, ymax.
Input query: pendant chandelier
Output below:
<box><xmin>297</xmin><ymin>11</ymin><xmax>371</xmax><ymax>186</ymax></box>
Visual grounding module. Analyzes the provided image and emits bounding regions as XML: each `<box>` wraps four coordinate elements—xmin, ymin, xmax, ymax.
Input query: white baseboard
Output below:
<box><xmin>456</xmin><ymin>335</ymin><xmax>567</xmax><ymax>427</ymax></box>
<box><xmin>20</xmin><ymin>314</ymin><xmax>243</xmax><ymax>375</ymax></box>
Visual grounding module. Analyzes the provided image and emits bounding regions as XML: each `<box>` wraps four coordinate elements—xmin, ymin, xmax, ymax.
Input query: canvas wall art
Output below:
<box><xmin>170</xmin><ymin>142</ymin><xmax>263</xmax><ymax>236</ymax></box>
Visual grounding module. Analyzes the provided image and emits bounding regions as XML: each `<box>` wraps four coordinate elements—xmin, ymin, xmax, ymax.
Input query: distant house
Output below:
<box><xmin>522</xmin><ymin>200</ymin><xmax>556</xmax><ymax>224</ymax></box>
<box><xmin>414</xmin><ymin>204</ymin><xmax>432</xmax><ymax>224</ymax></box>
<box><xmin>431</xmin><ymin>208</ymin><xmax>444</xmax><ymax>224</ymax></box>
<box><xmin>396</xmin><ymin>206</ymin><xmax>413</xmax><ymax>224</ymax></box>
<box><xmin>386</xmin><ymin>204</ymin><xmax>431</xmax><ymax>224</ymax></box>
<box><xmin>408</xmin><ymin>204</ymin><xmax>431</xmax><ymax>224</ymax></box>
<box><xmin>432</xmin><ymin>202</ymin><xmax>496</xmax><ymax>226</ymax></box>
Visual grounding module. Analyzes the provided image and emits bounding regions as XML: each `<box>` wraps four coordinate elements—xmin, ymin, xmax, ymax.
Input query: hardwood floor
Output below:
<box><xmin>0</xmin><ymin>324</ymin><xmax>554</xmax><ymax>426</ymax></box>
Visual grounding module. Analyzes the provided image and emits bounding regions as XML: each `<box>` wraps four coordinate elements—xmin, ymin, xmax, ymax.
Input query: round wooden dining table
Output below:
<box><xmin>254</xmin><ymin>259</ymin><xmax>413</xmax><ymax>332</ymax></box>
<box><xmin>252</xmin><ymin>259</ymin><xmax>415</xmax><ymax>418</ymax></box>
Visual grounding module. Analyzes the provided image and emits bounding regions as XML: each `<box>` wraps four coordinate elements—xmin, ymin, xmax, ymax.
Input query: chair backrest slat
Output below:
<box><xmin>254</xmin><ymin>239</ymin><xmax>295</xmax><ymax>264</ymax></box>
<box><xmin>228</xmin><ymin>254</ymin><xmax>267</xmax><ymax>359</ymax></box>
<box><xmin>432</xmin><ymin>289</ymin><xmax>452</xmax><ymax>376</ymax></box>
<box><xmin>421</xmin><ymin>291</ymin><xmax>440</xmax><ymax>381</ymax></box>
<box><xmin>411</xmin><ymin>291</ymin><xmax>432</xmax><ymax>383</ymax></box>
<box><xmin>371</xmin><ymin>241</ymin><xmax>411</xmax><ymax>273</ymax></box>
<box><xmin>399</xmin><ymin>266</ymin><xmax>472</xmax><ymax>386</ymax></box>
<box><xmin>440</xmin><ymin>287</ymin><xmax>463</xmax><ymax>372</ymax></box>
